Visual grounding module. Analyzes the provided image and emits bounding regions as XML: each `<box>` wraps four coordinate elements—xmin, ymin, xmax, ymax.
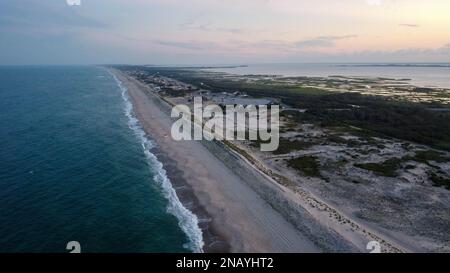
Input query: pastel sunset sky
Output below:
<box><xmin>1</xmin><ymin>0</ymin><xmax>449</xmax><ymax>64</ymax></box>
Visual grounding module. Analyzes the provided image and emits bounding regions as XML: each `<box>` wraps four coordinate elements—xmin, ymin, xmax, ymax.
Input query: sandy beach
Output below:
<box><xmin>111</xmin><ymin>69</ymin><xmax>323</xmax><ymax>253</ymax></box>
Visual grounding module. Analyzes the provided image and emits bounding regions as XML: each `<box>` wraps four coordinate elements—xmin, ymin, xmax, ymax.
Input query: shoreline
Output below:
<box><xmin>110</xmin><ymin>68</ymin><xmax>323</xmax><ymax>253</ymax></box>
<box><xmin>111</xmin><ymin>70</ymin><xmax>225</xmax><ymax>252</ymax></box>
<box><xmin>150</xmin><ymin>147</ymin><xmax>230</xmax><ymax>252</ymax></box>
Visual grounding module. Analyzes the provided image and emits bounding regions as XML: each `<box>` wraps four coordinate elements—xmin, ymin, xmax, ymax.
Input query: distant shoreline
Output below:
<box><xmin>201</xmin><ymin>63</ymin><xmax>450</xmax><ymax>88</ymax></box>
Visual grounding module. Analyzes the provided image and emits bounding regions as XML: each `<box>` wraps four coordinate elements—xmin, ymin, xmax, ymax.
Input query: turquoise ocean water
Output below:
<box><xmin>0</xmin><ymin>66</ymin><xmax>202</xmax><ymax>253</ymax></box>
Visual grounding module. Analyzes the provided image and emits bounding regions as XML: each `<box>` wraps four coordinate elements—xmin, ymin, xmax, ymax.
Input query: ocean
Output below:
<box><xmin>206</xmin><ymin>63</ymin><xmax>450</xmax><ymax>88</ymax></box>
<box><xmin>0</xmin><ymin>66</ymin><xmax>202</xmax><ymax>253</ymax></box>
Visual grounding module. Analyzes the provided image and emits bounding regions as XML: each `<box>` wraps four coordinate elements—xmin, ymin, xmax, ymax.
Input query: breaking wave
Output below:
<box><xmin>110</xmin><ymin>72</ymin><xmax>204</xmax><ymax>253</ymax></box>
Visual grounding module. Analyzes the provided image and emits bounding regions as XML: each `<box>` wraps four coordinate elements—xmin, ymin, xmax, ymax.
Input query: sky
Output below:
<box><xmin>0</xmin><ymin>0</ymin><xmax>449</xmax><ymax>65</ymax></box>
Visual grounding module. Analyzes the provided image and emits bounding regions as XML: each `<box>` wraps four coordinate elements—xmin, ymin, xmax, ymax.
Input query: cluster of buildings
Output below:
<box><xmin>126</xmin><ymin>69</ymin><xmax>280</xmax><ymax>108</ymax></box>
<box><xmin>125</xmin><ymin>70</ymin><xmax>196</xmax><ymax>94</ymax></box>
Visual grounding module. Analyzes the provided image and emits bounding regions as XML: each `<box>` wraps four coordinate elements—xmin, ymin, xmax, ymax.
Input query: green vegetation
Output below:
<box><xmin>326</xmin><ymin>134</ymin><xmax>360</xmax><ymax>147</ymax></box>
<box><xmin>274</xmin><ymin>139</ymin><xmax>317</xmax><ymax>155</ymax></box>
<box><xmin>287</xmin><ymin>156</ymin><xmax>322</xmax><ymax>178</ymax></box>
<box><xmin>250</xmin><ymin>138</ymin><xmax>317</xmax><ymax>154</ymax></box>
<box><xmin>119</xmin><ymin>66</ymin><xmax>450</xmax><ymax>151</ymax></box>
<box><xmin>300</xmin><ymin>95</ymin><xmax>450</xmax><ymax>151</ymax></box>
<box><xmin>354</xmin><ymin>158</ymin><xmax>404</xmax><ymax>177</ymax></box>
<box><xmin>428</xmin><ymin>171</ymin><xmax>450</xmax><ymax>190</ymax></box>
<box><xmin>410</xmin><ymin>150</ymin><xmax>449</xmax><ymax>163</ymax></box>
<box><xmin>118</xmin><ymin>66</ymin><xmax>450</xmax><ymax>191</ymax></box>
<box><xmin>160</xmin><ymin>87</ymin><xmax>193</xmax><ymax>97</ymax></box>
<box><xmin>354</xmin><ymin>151</ymin><xmax>450</xmax><ymax>188</ymax></box>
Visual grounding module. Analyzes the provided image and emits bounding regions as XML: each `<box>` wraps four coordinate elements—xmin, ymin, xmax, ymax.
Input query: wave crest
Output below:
<box><xmin>110</xmin><ymin>71</ymin><xmax>204</xmax><ymax>253</ymax></box>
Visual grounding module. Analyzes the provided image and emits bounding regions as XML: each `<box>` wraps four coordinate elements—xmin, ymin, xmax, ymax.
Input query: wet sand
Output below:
<box><xmin>111</xmin><ymin>69</ymin><xmax>321</xmax><ymax>253</ymax></box>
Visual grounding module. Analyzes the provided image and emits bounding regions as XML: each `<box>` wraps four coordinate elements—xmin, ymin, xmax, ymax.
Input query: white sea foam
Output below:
<box><xmin>110</xmin><ymin>72</ymin><xmax>204</xmax><ymax>253</ymax></box>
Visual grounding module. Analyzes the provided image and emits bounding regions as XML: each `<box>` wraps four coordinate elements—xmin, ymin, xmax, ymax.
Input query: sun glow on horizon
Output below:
<box><xmin>0</xmin><ymin>0</ymin><xmax>449</xmax><ymax>64</ymax></box>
